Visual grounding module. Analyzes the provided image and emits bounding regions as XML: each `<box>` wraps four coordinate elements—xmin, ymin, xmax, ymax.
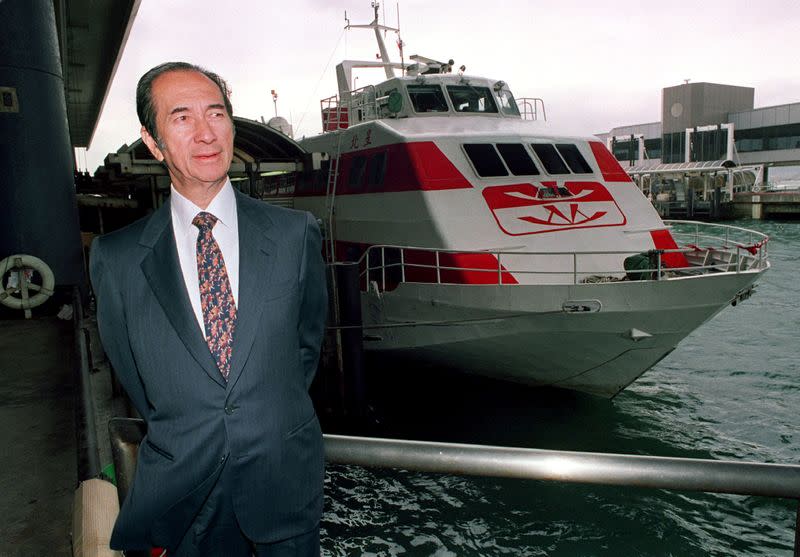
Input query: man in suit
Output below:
<box><xmin>90</xmin><ymin>61</ymin><xmax>328</xmax><ymax>556</ymax></box>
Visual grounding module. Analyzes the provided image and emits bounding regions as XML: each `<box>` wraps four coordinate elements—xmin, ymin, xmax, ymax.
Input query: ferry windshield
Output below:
<box><xmin>496</xmin><ymin>88</ymin><xmax>520</xmax><ymax>116</ymax></box>
<box><xmin>408</xmin><ymin>85</ymin><xmax>449</xmax><ymax>113</ymax></box>
<box><xmin>446</xmin><ymin>85</ymin><xmax>498</xmax><ymax>113</ymax></box>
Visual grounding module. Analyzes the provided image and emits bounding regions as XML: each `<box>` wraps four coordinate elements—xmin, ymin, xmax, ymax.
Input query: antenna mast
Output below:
<box><xmin>345</xmin><ymin>2</ymin><xmax>400</xmax><ymax>79</ymax></box>
<box><xmin>397</xmin><ymin>2</ymin><xmax>404</xmax><ymax>76</ymax></box>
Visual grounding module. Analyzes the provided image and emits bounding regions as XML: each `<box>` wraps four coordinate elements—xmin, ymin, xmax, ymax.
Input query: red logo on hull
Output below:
<box><xmin>482</xmin><ymin>182</ymin><xmax>627</xmax><ymax>235</ymax></box>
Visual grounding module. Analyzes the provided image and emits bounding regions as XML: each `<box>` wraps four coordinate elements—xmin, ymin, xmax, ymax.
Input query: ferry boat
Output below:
<box><xmin>291</xmin><ymin>4</ymin><xmax>770</xmax><ymax>397</ymax></box>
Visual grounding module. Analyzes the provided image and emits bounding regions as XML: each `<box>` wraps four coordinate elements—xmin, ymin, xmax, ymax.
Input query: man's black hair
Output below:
<box><xmin>136</xmin><ymin>61</ymin><xmax>233</xmax><ymax>142</ymax></box>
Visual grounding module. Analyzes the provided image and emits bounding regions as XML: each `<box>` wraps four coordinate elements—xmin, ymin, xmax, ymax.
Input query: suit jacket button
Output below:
<box><xmin>225</xmin><ymin>405</ymin><xmax>234</xmax><ymax>415</ymax></box>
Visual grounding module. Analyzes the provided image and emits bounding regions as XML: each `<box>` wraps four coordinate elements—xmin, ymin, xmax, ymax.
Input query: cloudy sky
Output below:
<box><xmin>81</xmin><ymin>0</ymin><xmax>800</xmax><ymax>172</ymax></box>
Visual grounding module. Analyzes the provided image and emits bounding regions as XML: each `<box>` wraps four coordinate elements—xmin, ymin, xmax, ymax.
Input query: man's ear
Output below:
<box><xmin>141</xmin><ymin>126</ymin><xmax>164</xmax><ymax>162</ymax></box>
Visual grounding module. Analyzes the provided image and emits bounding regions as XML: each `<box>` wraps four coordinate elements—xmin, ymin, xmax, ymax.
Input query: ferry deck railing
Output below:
<box><xmin>321</xmin><ymin>84</ymin><xmax>383</xmax><ymax>131</ymax></box>
<box><xmin>517</xmin><ymin>97</ymin><xmax>547</xmax><ymax>121</ymax></box>
<box><xmin>665</xmin><ymin>218</ymin><xmax>768</xmax><ymax>251</ymax></box>
<box><xmin>358</xmin><ymin>221</ymin><xmax>769</xmax><ymax>291</ymax></box>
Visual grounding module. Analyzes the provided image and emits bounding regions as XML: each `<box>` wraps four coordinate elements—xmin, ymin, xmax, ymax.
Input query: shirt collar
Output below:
<box><xmin>170</xmin><ymin>179</ymin><xmax>236</xmax><ymax>236</ymax></box>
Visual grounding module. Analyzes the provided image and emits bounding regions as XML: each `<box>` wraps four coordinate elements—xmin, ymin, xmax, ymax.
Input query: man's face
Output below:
<box><xmin>141</xmin><ymin>70</ymin><xmax>234</xmax><ymax>196</ymax></box>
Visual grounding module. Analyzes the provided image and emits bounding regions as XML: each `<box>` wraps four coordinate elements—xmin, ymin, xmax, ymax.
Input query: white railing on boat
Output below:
<box><xmin>356</xmin><ymin>221</ymin><xmax>769</xmax><ymax>291</ymax></box>
<box><xmin>664</xmin><ymin>219</ymin><xmax>769</xmax><ymax>252</ymax></box>
<box><xmin>517</xmin><ymin>97</ymin><xmax>547</xmax><ymax>121</ymax></box>
<box><xmin>321</xmin><ymin>84</ymin><xmax>384</xmax><ymax>131</ymax></box>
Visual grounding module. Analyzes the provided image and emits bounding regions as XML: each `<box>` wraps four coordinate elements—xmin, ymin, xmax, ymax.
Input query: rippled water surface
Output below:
<box><xmin>320</xmin><ymin>220</ymin><xmax>800</xmax><ymax>556</ymax></box>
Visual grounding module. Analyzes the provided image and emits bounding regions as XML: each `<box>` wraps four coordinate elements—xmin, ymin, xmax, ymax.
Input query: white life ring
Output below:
<box><xmin>0</xmin><ymin>254</ymin><xmax>55</xmax><ymax>310</ymax></box>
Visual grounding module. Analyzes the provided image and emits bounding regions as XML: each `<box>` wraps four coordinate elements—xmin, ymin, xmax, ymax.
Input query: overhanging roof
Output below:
<box><xmin>54</xmin><ymin>0</ymin><xmax>141</xmax><ymax>148</ymax></box>
<box><xmin>232</xmin><ymin>117</ymin><xmax>307</xmax><ymax>162</ymax></box>
<box><xmin>625</xmin><ymin>159</ymin><xmax>736</xmax><ymax>176</ymax></box>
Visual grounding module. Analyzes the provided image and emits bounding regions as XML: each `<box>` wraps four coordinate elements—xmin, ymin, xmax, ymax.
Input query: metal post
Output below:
<box><xmin>381</xmin><ymin>247</ymin><xmax>386</xmax><ymax>290</ymax></box>
<box><xmin>656</xmin><ymin>251</ymin><xmax>662</xmax><ymax>280</ymax></box>
<box><xmin>436</xmin><ymin>251</ymin><xmax>441</xmax><ymax>284</ymax></box>
<box><xmin>573</xmin><ymin>253</ymin><xmax>577</xmax><ymax>285</ymax></box>
<box><xmin>497</xmin><ymin>253</ymin><xmax>502</xmax><ymax>285</ymax></box>
<box><xmin>400</xmin><ymin>249</ymin><xmax>406</xmax><ymax>283</ymax></box>
<box><xmin>335</xmin><ymin>263</ymin><xmax>366</xmax><ymax>417</ymax></box>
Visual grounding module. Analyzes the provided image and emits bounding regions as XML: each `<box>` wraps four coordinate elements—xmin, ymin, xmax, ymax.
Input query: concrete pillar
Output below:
<box><xmin>0</xmin><ymin>0</ymin><xmax>84</xmax><ymax>289</ymax></box>
<box><xmin>751</xmin><ymin>195</ymin><xmax>763</xmax><ymax>219</ymax></box>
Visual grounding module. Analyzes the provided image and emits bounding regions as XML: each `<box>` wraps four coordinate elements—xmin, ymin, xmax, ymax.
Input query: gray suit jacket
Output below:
<box><xmin>90</xmin><ymin>189</ymin><xmax>328</xmax><ymax>550</ymax></box>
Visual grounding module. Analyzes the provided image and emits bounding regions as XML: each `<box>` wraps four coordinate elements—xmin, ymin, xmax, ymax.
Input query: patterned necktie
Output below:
<box><xmin>193</xmin><ymin>212</ymin><xmax>237</xmax><ymax>381</ymax></box>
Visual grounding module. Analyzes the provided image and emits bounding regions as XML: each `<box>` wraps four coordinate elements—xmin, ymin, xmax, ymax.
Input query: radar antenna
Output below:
<box><xmin>345</xmin><ymin>2</ymin><xmax>400</xmax><ymax>79</ymax></box>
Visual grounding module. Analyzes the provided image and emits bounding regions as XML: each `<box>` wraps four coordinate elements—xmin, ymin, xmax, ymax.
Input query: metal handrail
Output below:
<box><xmin>665</xmin><ymin>219</ymin><xmax>770</xmax><ymax>242</ymax></box>
<box><xmin>357</xmin><ymin>239</ymin><xmax>768</xmax><ymax>291</ymax></box>
<box><xmin>517</xmin><ymin>97</ymin><xmax>547</xmax><ymax>121</ymax></box>
<box><xmin>325</xmin><ymin>434</ymin><xmax>800</xmax><ymax>554</ymax></box>
<box><xmin>74</xmin><ymin>287</ymin><xmax>101</xmax><ymax>480</ymax></box>
<box><xmin>321</xmin><ymin>84</ymin><xmax>382</xmax><ymax>131</ymax></box>
<box><xmin>325</xmin><ymin>434</ymin><xmax>800</xmax><ymax>497</ymax></box>
<box><xmin>666</xmin><ymin>219</ymin><xmax>769</xmax><ymax>250</ymax></box>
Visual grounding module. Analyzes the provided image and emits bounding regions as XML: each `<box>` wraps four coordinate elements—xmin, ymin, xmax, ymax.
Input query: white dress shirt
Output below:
<box><xmin>170</xmin><ymin>180</ymin><xmax>239</xmax><ymax>337</ymax></box>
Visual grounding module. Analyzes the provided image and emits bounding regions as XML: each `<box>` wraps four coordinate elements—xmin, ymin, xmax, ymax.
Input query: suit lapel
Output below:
<box><xmin>139</xmin><ymin>201</ymin><xmax>226</xmax><ymax>388</ymax></box>
<box><xmin>227</xmin><ymin>192</ymin><xmax>276</xmax><ymax>390</ymax></box>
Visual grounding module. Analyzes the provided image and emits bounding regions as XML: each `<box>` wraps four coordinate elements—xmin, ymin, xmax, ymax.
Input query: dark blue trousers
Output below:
<box><xmin>170</xmin><ymin>460</ymin><xmax>320</xmax><ymax>557</ymax></box>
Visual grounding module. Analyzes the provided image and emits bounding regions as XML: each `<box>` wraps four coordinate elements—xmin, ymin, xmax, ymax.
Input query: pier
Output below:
<box><xmin>730</xmin><ymin>190</ymin><xmax>800</xmax><ymax>219</ymax></box>
<box><xmin>600</xmin><ymin>82</ymin><xmax>800</xmax><ymax>221</ymax></box>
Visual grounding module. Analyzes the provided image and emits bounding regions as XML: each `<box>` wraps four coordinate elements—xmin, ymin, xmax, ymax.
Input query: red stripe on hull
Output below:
<box><xmin>589</xmin><ymin>141</ymin><xmax>633</xmax><ymax>183</ymax></box>
<box><xmin>404</xmin><ymin>250</ymin><xmax>518</xmax><ymax>285</ymax></box>
<box><xmin>650</xmin><ymin>229</ymin><xmax>691</xmax><ymax>268</ymax></box>
<box><xmin>295</xmin><ymin>141</ymin><xmax>472</xmax><ymax>196</ymax></box>
<box><xmin>336</xmin><ymin>242</ymin><xmax>517</xmax><ymax>290</ymax></box>
<box><xmin>406</xmin><ymin>142</ymin><xmax>472</xmax><ymax>190</ymax></box>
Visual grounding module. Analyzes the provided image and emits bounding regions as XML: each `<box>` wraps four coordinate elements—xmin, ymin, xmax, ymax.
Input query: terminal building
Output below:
<box><xmin>596</xmin><ymin>82</ymin><xmax>800</xmax><ymax>218</ymax></box>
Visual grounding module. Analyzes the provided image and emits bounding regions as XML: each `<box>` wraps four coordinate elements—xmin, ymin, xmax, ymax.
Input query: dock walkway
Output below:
<box><xmin>0</xmin><ymin>317</ymin><xmax>76</xmax><ymax>557</ymax></box>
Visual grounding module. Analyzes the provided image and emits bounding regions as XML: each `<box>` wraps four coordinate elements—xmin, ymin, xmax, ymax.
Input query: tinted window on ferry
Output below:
<box><xmin>408</xmin><ymin>85</ymin><xmax>449</xmax><ymax>113</ymax></box>
<box><xmin>298</xmin><ymin>160</ymin><xmax>326</xmax><ymax>195</ymax></box>
<box><xmin>531</xmin><ymin>143</ymin><xmax>570</xmax><ymax>174</ymax></box>
<box><xmin>496</xmin><ymin>144</ymin><xmax>539</xmax><ymax>175</ymax></box>
<box><xmin>556</xmin><ymin>144</ymin><xmax>593</xmax><ymax>173</ymax></box>
<box><xmin>496</xmin><ymin>89</ymin><xmax>520</xmax><ymax>116</ymax></box>
<box><xmin>463</xmin><ymin>144</ymin><xmax>508</xmax><ymax>177</ymax></box>
<box><xmin>367</xmin><ymin>151</ymin><xmax>387</xmax><ymax>190</ymax></box>
<box><xmin>447</xmin><ymin>86</ymin><xmax>498</xmax><ymax>113</ymax></box>
<box><xmin>348</xmin><ymin>156</ymin><xmax>367</xmax><ymax>191</ymax></box>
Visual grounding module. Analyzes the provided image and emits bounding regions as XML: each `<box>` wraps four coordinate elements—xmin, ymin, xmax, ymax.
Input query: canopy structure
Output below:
<box><xmin>624</xmin><ymin>159</ymin><xmax>736</xmax><ymax>176</ymax></box>
<box><xmin>54</xmin><ymin>0</ymin><xmax>142</xmax><ymax>148</ymax></box>
<box><xmin>623</xmin><ymin>159</ymin><xmax>764</xmax><ymax>207</ymax></box>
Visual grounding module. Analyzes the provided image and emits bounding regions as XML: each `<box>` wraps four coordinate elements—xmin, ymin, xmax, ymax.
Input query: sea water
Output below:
<box><xmin>320</xmin><ymin>219</ymin><xmax>800</xmax><ymax>556</ymax></box>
